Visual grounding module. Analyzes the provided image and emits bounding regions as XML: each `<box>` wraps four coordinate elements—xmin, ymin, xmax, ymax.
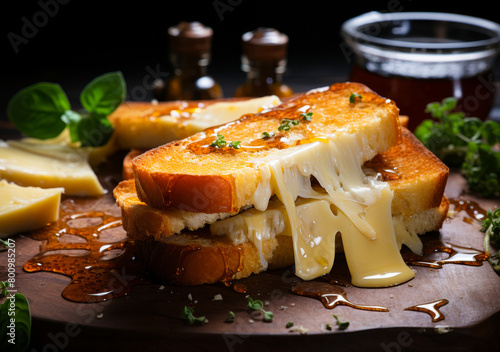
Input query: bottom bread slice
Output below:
<box><xmin>136</xmin><ymin>196</ymin><xmax>449</xmax><ymax>286</ymax></box>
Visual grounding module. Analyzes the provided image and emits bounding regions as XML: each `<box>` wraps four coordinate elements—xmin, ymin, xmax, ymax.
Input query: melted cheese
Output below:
<box><xmin>211</xmin><ymin>133</ymin><xmax>419</xmax><ymax>287</ymax></box>
<box><xmin>0</xmin><ymin>140</ymin><xmax>104</xmax><ymax>196</ymax></box>
<box><xmin>0</xmin><ymin>180</ymin><xmax>63</xmax><ymax>236</ymax></box>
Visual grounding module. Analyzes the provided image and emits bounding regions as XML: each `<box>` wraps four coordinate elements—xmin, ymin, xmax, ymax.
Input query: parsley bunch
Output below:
<box><xmin>482</xmin><ymin>207</ymin><xmax>500</xmax><ymax>272</ymax></box>
<box><xmin>415</xmin><ymin>97</ymin><xmax>500</xmax><ymax>197</ymax></box>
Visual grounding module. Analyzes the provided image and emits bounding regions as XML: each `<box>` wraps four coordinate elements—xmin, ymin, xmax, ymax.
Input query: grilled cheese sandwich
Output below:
<box><xmin>114</xmin><ymin>82</ymin><xmax>449</xmax><ymax>287</ymax></box>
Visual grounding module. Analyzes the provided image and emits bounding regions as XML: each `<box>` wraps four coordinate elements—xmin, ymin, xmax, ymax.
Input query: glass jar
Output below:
<box><xmin>341</xmin><ymin>11</ymin><xmax>500</xmax><ymax>131</ymax></box>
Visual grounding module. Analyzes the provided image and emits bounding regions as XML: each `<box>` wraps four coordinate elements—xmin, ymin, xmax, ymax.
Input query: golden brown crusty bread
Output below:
<box><xmin>132</xmin><ymin>82</ymin><xmax>401</xmax><ymax>213</ymax></box>
<box><xmin>108</xmin><ymin>96</ymin><xmax>279</xmax><ymax>150</ymax></box>
<box><xmin>114</xmin><ymin>127</ymin><xmax>448</xmax><ymax>241</ymax></box>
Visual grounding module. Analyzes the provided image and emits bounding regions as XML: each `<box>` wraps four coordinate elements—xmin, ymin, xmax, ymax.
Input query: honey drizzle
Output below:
<box><xmin>404</xmin><ymin>299</ymin><xmax>449</xmax><ymax>322</ymax></box>
<box><xmin>449</xmin><ymin>198</ymin><xmax>488</xmax><ymax>222</ymax></box>
<box><xmin>24</xmin><ymin>208</ymin><xmax>149</xmax><ymax>303</ymax></box>
<box><xmin>403</xmin><ymin>238</ymin><xmax>489</xmax><ymax>268</ymax></box>
<box><xmin>290</xmin><ymin>281</ymin><xmax>389</xmax><ymax>312</ymax></box>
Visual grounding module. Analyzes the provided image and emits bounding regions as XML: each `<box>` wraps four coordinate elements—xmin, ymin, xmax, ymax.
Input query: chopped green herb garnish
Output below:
<box><xmin>278</xmin><ymin>118</ymin><xmax>300</xmax><ymax>132</ymax></box>
<box><xmin>180</xmin><ymin>306</ymin><xmax>206</xmax><ymax>325</ymax></box>
<box><xmin>326</xmin><ymin>323</ymin><xmax>332</xmax><ymax>331</ymax></box>
<box><xmin>229</xmin><ymin>140</ymin><xmax>241</xmax><ymax>149</ymax></box>
<box><xmin>301</xmin><ymin>112</ymin><xmax>313</xmax><ymax>121</ymax></box>
<box><xmin>210</xmin><ymin>134</ymin><xmax>241</xmax><ymax>149</ymax></box>
<box><xmin>225</xmin><ymin>311</ymin><xmax>235</xmax><ymax>323</ymax></box>
<box><xmin>349</xmin><ymin>93</ymin><xmax>362</xmax><ymax>104</ymax></box>
<box><xmin>210</xmin><ymin>134</ymin><xmax>227</xmax><ymax>148</ymax></box>
<box><xmin>415</xmin><ymin>97</ymin><xmax>500</xmax><ymax>198</ymax></box>
<box><xmin>332</xmin><ymin>314</ymin><xmax>349</xmax><ymax>330</ymax></box>
<box><xmin>481</xmin><ymin>207</ymin><xmax>500</xmax><ymax>272</ymax></box>
<box><xmin>262</xmin><ymin>131</ymin><xmax>276</xmax><ymax>139</ymax></box>
<box><xmin>286</xmin><ymin>321</ymin><xmax>294</xmax><ymax>328</ymax></box>
<box><xmin>247</xmin><ymin>296</ymin><xmax>273</xmax><ymax>322</ymax></box>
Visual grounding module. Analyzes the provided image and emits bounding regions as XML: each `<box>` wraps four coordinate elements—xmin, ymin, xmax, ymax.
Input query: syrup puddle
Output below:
<box><xmin>290</xmin><ymin>281</ymin><xmax>389</xmax><ymax>312</ymax></box>
<box><xmin>24</xmin><ymin>208</ymin><xmax>149</xmax><ymax>303</ymax></box>
<box><xmin>404</xmin><ymin>299</ymin><xmax>449</xmax><ymax>322</ymax></box>
<box><xmin>403</xmin><ymin>238</ymin><xmax>489</xmax><ymax>268</ymax></box>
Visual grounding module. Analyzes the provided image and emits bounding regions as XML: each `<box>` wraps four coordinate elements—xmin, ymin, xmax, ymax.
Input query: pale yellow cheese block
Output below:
<box><xmin>0</xmin><ymin>140</ymin><xmax>104</xmax><ymax>196</ymax></box>
<box><xmin>0</xmin><ymin>180</ymin><xmax>64</xmax><ymax>237</ymax></box>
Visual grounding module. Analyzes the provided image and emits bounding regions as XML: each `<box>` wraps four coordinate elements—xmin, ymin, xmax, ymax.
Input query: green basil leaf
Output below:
<box><xmin>72</xmin><ymin>113</ymin><xmax>114</xmax><ymax>147</ymax></box>
<box><xmin>7</xmin><ymin>83</ymin><xmax>70</xmax><ymax>139</ymax></box>
<box><xmin>80</xmin><ymin>71</ymin><xmax>126</xmax><ymax>115</ymax></box>
<box><xmin>0</xmin><ymin>293</ymin><xmax>31</xmax><ymax>351</ymax></box>
<box><xmin>61</xmin><ymin>110</ymin><xmax>83</xmax><ymax>143</ymax></box>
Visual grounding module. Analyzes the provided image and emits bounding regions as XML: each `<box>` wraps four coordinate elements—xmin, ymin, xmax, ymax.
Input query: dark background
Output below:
<box><xmin>2</xmin><ymin>0</ymin><xmax>500</xmax><ymax>122</ymax></box>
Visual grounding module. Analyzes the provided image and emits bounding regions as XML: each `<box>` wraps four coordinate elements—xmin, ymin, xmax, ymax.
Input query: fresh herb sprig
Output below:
<box><xmin>180</xmin><ymin>306</ymin><xmax>206</xmax><ymax>325</ymax></box>
<box><xmin>247</xmin><ymin>296</ymin><xmax>273</xmax><ymax>322</ymax></box>
<box><xmin>481</xmin><ymin>207</ymin><xmax>500</xmax><ymax>272</ymax></box>
<box><xmin>7</xmin><ymin>71</ymin><xmax>126</xmax><ymax>147</ymax></box>
<box><xmin>415</xmin><ymin>97</ymin><xmax>500</xmax><ymax>197</ymax></box>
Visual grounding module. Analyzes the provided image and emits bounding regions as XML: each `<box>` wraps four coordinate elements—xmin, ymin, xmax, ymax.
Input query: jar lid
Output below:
<box><xmin>242</xmin><ymin>27</ymin><xmax>288</xmax><ymax>61</ymax></box>
<box><xmin>341</xmin><ymin>11</ymin><xmax>500</xmax><ymax>78</ymax></box>
<box><xmin>168</xmin><ymin>21</ymin><xmax>213</xmax><ymax>53</ymax></box>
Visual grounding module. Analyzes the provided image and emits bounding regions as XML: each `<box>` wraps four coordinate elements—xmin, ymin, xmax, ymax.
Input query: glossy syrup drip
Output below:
<box><xmin>290</xmin><ymin>281</ymin><xmax>389</xmax><ymax>312</ymax></box>
<box><xmin>449</xmin><ymin>198</ymin><xmax>488</xmax><ymax>222</ymax></box>
<box><xmin>404</xmin><ymin>299</ymin><xmax>449</xmax><ymax>322</ymax></box>
<box><xmin>24</xmin><ymin>208</ymin><xmax>149</xmax><ymax>303</ymax></box>
<box><xmin>403</xmin><ymin>238</ymin><xmax>489</xmax><ymax>268</ymax></box>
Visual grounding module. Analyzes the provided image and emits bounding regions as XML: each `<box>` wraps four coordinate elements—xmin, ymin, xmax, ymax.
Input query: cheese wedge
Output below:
<box><xmin>0</xmin><ymin>180</ymin><xmax>63</xmax><ymax>237</ymax></box>
<box><xmin>0</xmin><ymin>140</ymin><xmax>104</xmax><ymax>196</ymax></box>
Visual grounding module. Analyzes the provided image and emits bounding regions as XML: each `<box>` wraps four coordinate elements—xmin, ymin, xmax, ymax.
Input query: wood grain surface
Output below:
<box><xmin>2</xmin><ymin>151</ymin><xmax>500</xmax><ymax>352</ymax></box>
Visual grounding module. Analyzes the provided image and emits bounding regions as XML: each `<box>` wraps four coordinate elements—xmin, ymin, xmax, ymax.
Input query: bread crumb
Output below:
<box><xmin>159</xmin><ymin>285</ymin><xmax>165</xmax><ymax>290</ymax></box>
<box><xmin>249</xmin><ymin>319</ymin><xmax>254</xmax><ymax>324</ymax></box>
<box><xmin>289</xmin><ymin>325</ymin><xmax>309</xmax><ymax>335</ymax></box>
<box><xmin>290</xmin><ymin>303</ymin><xmax>295</xmax><ymax>307</ymax></box>
<box><xmin>213</xmin><ymin>294</ymin><xmax>223</xmax><ymax>301</ymax></box>
<box><xmin>188</xmin><ymin>293</ymin><xmax>193</xmax><ymax>301</ymax></box>
<box><xmin>96</xmin><ymin>313</ymin><xmax>103</xmax><ymax>319</ymax></box>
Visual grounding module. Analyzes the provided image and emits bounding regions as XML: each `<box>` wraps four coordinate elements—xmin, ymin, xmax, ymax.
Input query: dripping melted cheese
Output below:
<box><xmin>211</xmin><ymin>133</ymin><xmax>420</xmax><ymax>287</ymax></box>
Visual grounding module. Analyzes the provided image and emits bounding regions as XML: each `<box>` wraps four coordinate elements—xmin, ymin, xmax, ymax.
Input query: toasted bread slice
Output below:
<box><xmin>134</xmin><ymin>196</ymin><xmax>449</xmax><ymax>286</ymax></box>
<box><xmin>108</xmin><ymin>96</ymin><xmax>280</xmax><ymax>150</ymax></box>
<box><xmin>115</xmin><ymin>128</ymin><xmax>449</xmax><ymax>240</ymax></box>
<box><xmin>132</xmin><ymin>83</ymin><xmax>401</xmax><ymax>213</ymax></box>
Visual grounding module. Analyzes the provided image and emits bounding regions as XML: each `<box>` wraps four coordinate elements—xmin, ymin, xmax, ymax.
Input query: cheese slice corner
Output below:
<box><xmin>0</xmin><ymin>180</ymin><xmax>63</xmax><ymax>237</ymax></box>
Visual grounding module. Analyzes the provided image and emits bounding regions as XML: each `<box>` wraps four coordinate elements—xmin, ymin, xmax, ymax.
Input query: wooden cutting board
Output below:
<box><xmin>2</xmin><ymin>151</ymin><xmax>500</xmax><ymax>352</ymax></box>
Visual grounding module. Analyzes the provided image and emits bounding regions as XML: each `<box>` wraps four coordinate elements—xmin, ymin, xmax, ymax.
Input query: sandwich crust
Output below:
<box><xmin>132</xmin><ymin>82</ymin><xmax>401</xmax><ymax>213</ymax></box>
